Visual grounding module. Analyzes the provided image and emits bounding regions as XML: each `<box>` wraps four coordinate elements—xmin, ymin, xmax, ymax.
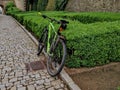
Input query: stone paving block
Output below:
<box><xmin>35</xmin><ymin>74</ymin><xmax>40</xmax><ymax>78</ymax></box>
<box><xmin>17</xmin><ymin>84</ymin><xmax>23</xmax><ymax>88</ymax></box>
<box><xmin>41</xmin><ymin>76</ymin><xmax>46</xmax><ymax>79</ymax></box>
<box><xmin>47</xmin><ymin>87</ymin><xmax>55</xmax><ymax>90</ymax></box>
<box><xmin>1</xmin><ymin>88</ymin><xmax>6</xmax><ymax>90</ymax></box>
<box><xmin>27</xmin><ymin>85</ymin><xmax>35</xmax><ymax>90</ymax></box>
<box><xmin>54</xmin><ymin>84</ymin><xmax>61</xmax><ymax>89</ymax></box>
<box><xmin>5</xmin><ymin>83</ymin><xmax>13</xmax><ymax>87</ymax></box>
<box><xmin>45</xmin><ymin>78</ymin><xmax>50</xmax><ymax>83</ymax></box>
<box><xmin>60</xmin><ymin>84</ymin><xmax>64</xmax><ymax>88</ymax></box>
<box><xmin>10</xmin><ymin>86</ymin><xmax>16</xmax><ymax>90</ymax></box>
<box><xmin>9</xmin><ymin>72</ymin><xmax>14</xmax><ymax>76</ymax></box>
<box><xmin>2</xmin><ymin>78</ymin><xmax>8</xmax><ymax>84</ymax></box>
<box><xmin>23</xmin><ymin>76</ymin><xmax>29</xmax><ymax>80</ymax></box>
<box><xmin>15</xmin><ymin>71</ymin><xmax>23</xmax><ymax>77</ymax></box>
<box><xmin>17</xmin><ymin>86</ymin><xmax>26</xmax><ymax>90</ymax></box>
<box><xmin>46</xmin><ymin>84</ymin><xmax>52</xmax><ymax>89</ymax></box>
<box><xmin>51</xmin><ymin>80</ymin><xmax>61</xmax><ymax>86</ymax></box>
<box><xmin>9</xmin><ymin>78</ymin><xmax>17</xmax><ymax>83</ymax></box>
<box><xmin>35</xmin><ymin>85</ymin><xmax>44</xmax><ymax>90</ymax></box>
<box><xmin>57</xmin><ymin>89</ymin><xmax>63</xmax><ymax>90</ymax></box>
<box><xmin>17</xmin><ymin>77</ymin><xmax>23</xmax><ymax>81</ymax></box>
<box><xmin>14</xmin><ymin>81</ymin><xmax>20</xmax><ymax>86</ymax></box>
<box><xmin>0</xmin><ymin>84</ymin><xmax>5</xmax><ymax>88</ymax></box>
<box><xmin>44</xmin><ymin>82</ymin><xmax>51</xmax><ymax>86</ymax></box>
<box><xmin>29</xmin><ymin>81</ymin><xmax>35</xmax><ymax>85</ymax></box>
<box><xmin>35</xmin><ymin>80</ymin><xmax>44</xmax><ymax>85</ymax></box>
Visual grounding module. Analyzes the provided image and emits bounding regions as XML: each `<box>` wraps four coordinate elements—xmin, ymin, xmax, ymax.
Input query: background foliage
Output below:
<box><xmin>37</xmin><ymin>0</ymin><xmax>48</xmax><ymax>11</ymax></box>
<box><xmin>26</xmin><ymin>0</ymin><xmax>68</xmax><ymax>11</ymax></box>
<box><xmin>55</xmin><ymin>0</ymin><xmax>68</xmax><ymax>10</ymax></box>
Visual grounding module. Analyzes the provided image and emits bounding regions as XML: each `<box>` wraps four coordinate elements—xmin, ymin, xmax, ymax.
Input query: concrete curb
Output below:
<box><xmin>11</xmin><ymin>16</ymin><xmax>81</xmax><ymax>90</ymax></box>
<box><xmin>60</xmin><ymin>70</ymin><xmax>81</xmax><ymax>90</ymax></box>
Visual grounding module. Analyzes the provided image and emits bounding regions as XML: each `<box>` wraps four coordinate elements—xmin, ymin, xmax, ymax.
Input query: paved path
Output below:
<box><xmin>0</xmin><ymin>15</ymin><xmax>68</xmax><ymax>90</ymax></box>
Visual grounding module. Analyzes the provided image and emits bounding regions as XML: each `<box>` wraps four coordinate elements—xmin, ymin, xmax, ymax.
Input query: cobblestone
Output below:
<box><xmin>18</xmin><ymin>86</ymin><xmax>26</xmax><ymax>90</ymax></box>
<box><xmin>0</xmin><ymin>15</ymin><xmax>69</xmax><ymax>90</ymax></box>
<box><xmin>27</xmin><ymin>85</ymin><xmax>35</xmax><ymax>90</ymax></box>
<box><xmin>10</xmin><ymin>86</ymin><xmax>16</xmax><ymax>90</ymax></box>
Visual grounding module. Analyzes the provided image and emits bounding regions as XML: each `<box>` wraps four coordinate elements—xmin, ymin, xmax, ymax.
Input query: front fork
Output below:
<box><xmin>48</xmin><ymin>35</ymin><xmax>66</xmax><ymax>56</ymax></box>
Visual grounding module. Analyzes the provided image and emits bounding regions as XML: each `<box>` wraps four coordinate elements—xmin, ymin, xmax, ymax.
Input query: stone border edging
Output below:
<box><xmin>11</xmin><ymin>16</ymin><xmax>81</xmax><ymax>90</ymax></box>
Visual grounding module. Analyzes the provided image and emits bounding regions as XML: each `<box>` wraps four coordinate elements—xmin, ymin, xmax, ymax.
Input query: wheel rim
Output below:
<box><xmin>47</xmin><ymin>40</ymin><xmax>65</xmax><ymax>75</ymax></box>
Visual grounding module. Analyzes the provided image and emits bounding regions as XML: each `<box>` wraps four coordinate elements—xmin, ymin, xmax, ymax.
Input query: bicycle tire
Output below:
<box><xmin>37</xmin><ymin>29</ymin><xmax>48</xmax><ymax>56</ymax></box>
<box><xmin>47</xmin><ymin>38</ymin><xmax>66</xmax><ymax>77</ymax></box>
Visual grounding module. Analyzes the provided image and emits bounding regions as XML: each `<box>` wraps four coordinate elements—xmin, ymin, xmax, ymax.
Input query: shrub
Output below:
<box><xmin>41</xmin><ymin>12</ymin><xmax>120</xmax><ymax>23</ymax></box>
<box><xmin>5</xmin><ymin>2</ymin><xmax>21</xmax><ymax>15</ymax></box>
<box><xmin>64</xmin><ymin>21</ymin><xmax>120</xmax><ymax>67</ymax></box>
<box><xmin>37</xmin><ymin>0</ymin><xmax>48</xmax><ymax>11</ymax></box>
<box><xmin>118</xmin><ymin>86</ymin><xmax>120</xmax><ymax>90</ymax></box>
<box><xmin>58</xmin><ymin>12</ymin><xmax>120</xmax><ymax>23</ymax></box>
<box><xmin>5</xmin><ymin>1</ymin><xmax>15</xmax><ymax>11</ymax></box>
<box><xmin>7</xmin><ymin>11</ymin><xmax>120</xmax><ymax>68</ymax></box>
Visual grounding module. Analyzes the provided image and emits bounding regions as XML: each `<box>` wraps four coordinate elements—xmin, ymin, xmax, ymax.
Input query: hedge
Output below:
<box><xmin>5</xmin><ymin>2</ymin><xmax>21</xmax><ymax>15</ymax></box>
<box><xmin>6</xmin><ymin>7</ymin><xmax>120</xmax><ymax>68</ymax></box>
<box><xmin>41</xmin><ymin>11</ymin><xmax>120</xmax><ymax>23</ymax></box>
<box><xmin>64</xmin><ymin>21</ymin><xmax>120</xmax><ymax>67</ymax></box>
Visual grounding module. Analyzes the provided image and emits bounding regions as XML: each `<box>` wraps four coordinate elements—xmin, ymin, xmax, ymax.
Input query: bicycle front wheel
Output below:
<box><xmin>47</xmin><ymin>38</ymin><xmax>66</xmax><ymax>77</ymax></box>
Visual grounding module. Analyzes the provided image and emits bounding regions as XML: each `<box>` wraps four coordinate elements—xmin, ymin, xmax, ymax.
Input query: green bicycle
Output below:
<box><xmin>37</xmin><ymin>14</ymin><xmax>69</xmax><ymax>77</ymax></box>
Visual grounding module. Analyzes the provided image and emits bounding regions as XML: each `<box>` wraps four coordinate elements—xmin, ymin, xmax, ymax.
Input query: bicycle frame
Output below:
<box><xmin>37</xmin><ymin>14</ymin><xmax>69</xmax><ymax>76</ymax></box>
<box><xmin>47</xmin><ymin>22</ymin><xmax>58</xmax><ymax>54</ymax></box>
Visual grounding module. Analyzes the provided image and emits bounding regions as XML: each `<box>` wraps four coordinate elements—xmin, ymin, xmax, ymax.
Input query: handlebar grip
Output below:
<box><xmin>65</xmin><ymin>21</ymin><xmax>69</xmax><ymax>24</ymax></box>
<box><xmin>60</xmin><ymin>20</ymin><xmax>69</xmax><ymax>24</ymax></box>
<box><xmin>38</xmin><ymin>13</ymin><xmax>68</xmax><ymax>24</ymax></box>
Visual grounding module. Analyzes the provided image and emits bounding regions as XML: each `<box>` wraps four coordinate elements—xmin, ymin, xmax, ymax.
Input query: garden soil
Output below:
<box><xmin>65</xmin><ymin>62</ymin><xmax>120</xmax><ymax>90</ymax></box>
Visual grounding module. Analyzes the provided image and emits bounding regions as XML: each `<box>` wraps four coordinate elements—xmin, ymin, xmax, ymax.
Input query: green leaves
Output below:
<box><xmin>37</xmin><ymin>0</ymin><xmax>48</xmax><ymax>11</ymax></box>
<box><xmin>6</xmin><ymin>10</ymin><xmax>120</xmax><ymax>68</ymax></box>
<box><xmin>55</xmin><ymin>0</ymin><xmax>68</xmax><ymax>10</ymax></box>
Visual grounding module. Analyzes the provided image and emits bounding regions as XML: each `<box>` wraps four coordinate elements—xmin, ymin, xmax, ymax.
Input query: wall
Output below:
<box><xmin>14</xmin><ymin>0</ymin><xmax>26</xmax><ymax>11</ymax></box>
<box><xmin>0</xmin><ymin>0</ymin><xmax>13</xmax><ymax>7</ymax></box>
<box><xmin>0</xmin><ymin>0</ymin><xmax>13</xmax><ymax>14</ymax></box>
<box><xmin>65</xmin><ymin>0</ymin><xmax>120</xmax><ymax>12</ymax></box>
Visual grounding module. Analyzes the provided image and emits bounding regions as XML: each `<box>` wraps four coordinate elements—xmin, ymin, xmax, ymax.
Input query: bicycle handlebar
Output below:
<box><xmin>41</xmin><ymin>14</ymin><xmax>69</xmax><ymax>24</ymax></box>
<box><xmin>38</xmin><ymin>12</ymin><xmax>69</xmax><ymax>30</ymax></box>
<box><xmin>42</xmin><ymin>15</ymin><xmax>60</xmax><ymax>24</ymax></box>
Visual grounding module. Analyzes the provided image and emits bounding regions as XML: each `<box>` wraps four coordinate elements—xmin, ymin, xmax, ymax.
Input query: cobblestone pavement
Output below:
<box><xmin>0</xmin><ymin>15</ymin><xmax>69</xmax><ymax>90</ymax></box>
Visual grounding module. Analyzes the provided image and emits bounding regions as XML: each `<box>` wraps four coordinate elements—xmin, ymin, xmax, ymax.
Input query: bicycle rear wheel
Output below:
<box><xmin>37</xmin><ymin>29</ymin><xmax>48</xmax><ymax>56</ymax></box>
<box><xmin>47</xmin><ymin>38</ymin><xmax>66</xmax><ymax>77</ymax></box>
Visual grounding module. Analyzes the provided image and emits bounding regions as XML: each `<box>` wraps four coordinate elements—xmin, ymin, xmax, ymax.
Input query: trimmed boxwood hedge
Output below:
<box><xmin>64</xmin><ymin>21</ymin><xmax>120</xmax><ymax>67</ymax></box>
<box><xmin>41</xmin><ymin>11</ymin><xmax>120</xmax><ymax>23</ymax></box>
<box><xmin>6</xmin><ymin>8</ymin><xmax>120</xmax><ymax>68</ymax></box>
